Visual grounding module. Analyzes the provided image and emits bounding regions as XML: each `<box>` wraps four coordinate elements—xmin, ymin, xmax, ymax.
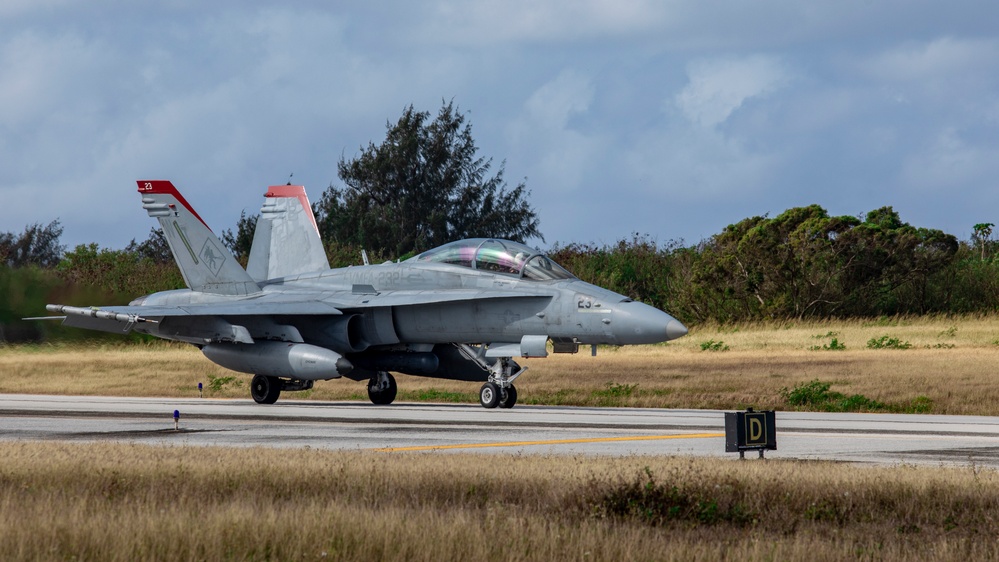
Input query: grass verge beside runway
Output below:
<box><xmin>1</xmin><ymin>441</ymin><xmax>996</xmax><ymax>561</ymax></box>
<box><xmin>4</xmin><ymin>314</ymin><xmax>999</xmax><ymax>414</ymax></box>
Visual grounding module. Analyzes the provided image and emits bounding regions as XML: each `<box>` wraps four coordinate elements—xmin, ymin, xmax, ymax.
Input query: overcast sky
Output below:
<box><xmin>2</xmin><ymin>1</ymin><xmax>997</xmax><ymax>253</ymax></box>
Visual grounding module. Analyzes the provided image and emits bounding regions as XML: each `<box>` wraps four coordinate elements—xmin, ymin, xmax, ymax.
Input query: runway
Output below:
<box><xmin>3</xmin><ymin>393</ymin><xmax>999</xmax><ymax>467</ymax></box>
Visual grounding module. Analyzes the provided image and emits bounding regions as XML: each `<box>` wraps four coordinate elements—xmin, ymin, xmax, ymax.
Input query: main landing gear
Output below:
<box><xmin>251</xmin><ymin>372</ymin><xmax>396</xmax><ymax>406</ymax></box>
<box><xmin>367</xmin><ymin>371</ymin><xmax>397</xmax><ymax>405</ymax></box>
<box><xmin>251</xmin><ymin>351</ymin><xmax>520</xmax><ymax>409</ymax></box>
<box><xmin>250</xmin><ymin>375</ymin><xmax>314</xmax><ymax>405</ymax></box>
<box><xmin>251</xmin><ymin>374</ymin><xmax>281</xmax><ymax>404</ymax></box>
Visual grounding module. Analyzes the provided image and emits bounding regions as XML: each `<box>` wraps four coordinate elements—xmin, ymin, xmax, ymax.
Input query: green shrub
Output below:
<box><xmin>867</xmin><ymin>335</ymin><xmax>912</xmax><ymax>350</ymax></box>
<box><xmin>781</xmin><ymin>379</ymin><xmax>832</xmax><ymax>406</ymax></box>
<box><xmin>699</xmin><ymin>340</ymin><xmax>729</xmax><ymax>352</ymax></box>
<box><xmin>809</xmin><ymin>337</ymin><xmax>846</xmax><ymax>351</ymax></box>
<box><xmin>207</xmin><ymin>375</ymin><xmax>241</xmax><ymax>393</ymax></box>
<box><xmin>594</xmin><ymin>382</ymin><xmax>638</xmax><ymax>398</ymax></box>
<box><xmin>780</xmin><ymin>379</ymin><xmax>889</xmax><ymax>412</ymax></box>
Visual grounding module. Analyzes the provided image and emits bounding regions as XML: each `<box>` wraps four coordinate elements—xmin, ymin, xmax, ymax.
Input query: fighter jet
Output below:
<box><xmin>41</xmin><ymin>181</ymin><xmax>688</xmax><ymax>408</ymax></box>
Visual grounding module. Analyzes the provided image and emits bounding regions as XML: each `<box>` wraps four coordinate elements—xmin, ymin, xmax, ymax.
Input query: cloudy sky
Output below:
<box><xmin>2</xmin><ymin>1</ymin><xmax>997</xmax><ymax>252</ymax></box>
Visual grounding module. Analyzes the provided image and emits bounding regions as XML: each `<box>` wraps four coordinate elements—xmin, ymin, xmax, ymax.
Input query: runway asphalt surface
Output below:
<box><xmin>3</xmin><ymin>393</ymin><xmax>999</xmax><ymax>467</ymax></box>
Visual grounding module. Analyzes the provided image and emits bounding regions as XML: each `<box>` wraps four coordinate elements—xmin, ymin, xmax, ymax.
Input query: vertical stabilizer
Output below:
<box><xmin>137</xmin><ymin>180</ymin><xmax>260</xmax><ymax>295</ymax></box>
<box><xmin>246</xmin><ymin>185</ymin><xmax>330</xmax><ymax>281</ymax></box>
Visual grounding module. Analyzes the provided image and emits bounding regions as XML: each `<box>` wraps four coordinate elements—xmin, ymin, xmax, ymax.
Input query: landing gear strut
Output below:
<box><xmin>457</xmin><ymin>346</ymin><xmax>527</xmax><ymax>409</ymax></box>
<box><xmin>250</xmin><ymin>374</ymin><xmax>281</xmax><ymax>404</ymax></box>
<box><xmin>368</xmin><ymin>371</ymin><xmax>397</xmax><ymax>405</ymax></box>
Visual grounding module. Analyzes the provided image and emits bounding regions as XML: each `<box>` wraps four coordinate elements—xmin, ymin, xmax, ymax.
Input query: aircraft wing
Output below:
<box><xmin>44</xmin><ymin>289</ymin><xmax>545</xmax><ymax>338</ymax></box>
<box><xmin>44</xmin><ymin>299</ymin><xmax>344</xmax><ymax>338</ymax></box>
<box><xmin>49</xmin><ymin>300</ymin><xmax>341</xmax><ymax>319</ymax></box>
<box><xmin>46</xmin><ymin>289</ymin><xmax>535</xmax><ymax>321</ymax></box>
<box><xmin>104</xmin><ymin>301</ymin><xmax>344</xmax><ymax>317</ymax></box>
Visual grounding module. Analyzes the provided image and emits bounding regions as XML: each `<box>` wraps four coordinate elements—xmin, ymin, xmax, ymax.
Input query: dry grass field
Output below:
<box><xmin>3</xmin><ymin>314</ymin><xmax>999</xmax><ymax>414</ymax></box>
<box><xmin>2</xmin><ymin>441</ymin><xmax>999</xmax><ymax>561</ymax></box>
<box><xmin>5</xmin><ymin>318</ymin><xmax>999</xmax><ymax>561</ymax></box>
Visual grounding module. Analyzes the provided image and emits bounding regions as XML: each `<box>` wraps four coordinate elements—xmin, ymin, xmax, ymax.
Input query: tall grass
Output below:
<box><xmin>1</xmin><ymin>442</ymin><xmax>998</xmax><ymax>561</ymax></box>
<box><xmin>4</xmin><ymin>315</ymin><xmax>999</xmax><ymax>414</ymax></box>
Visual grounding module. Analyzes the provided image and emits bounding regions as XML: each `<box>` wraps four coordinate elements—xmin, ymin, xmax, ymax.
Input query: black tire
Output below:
<box><xmin>368</xmin><ymin>372</ymin><xmax>397</xmax><ymax>405</ymax></box>
<box><xmin>250</xmin><ymin>375</ymin><xmax>281</xmax><ymax>405</ymax></box>
<box><xmin>498</xmin><ymin>384</ymin><xmax>518</xmax><ymax>409</ymax></box>
<box><xmin>479</xmin><ymin>382</ymin><xmax>501</xmax><ymax>409</ymax></box>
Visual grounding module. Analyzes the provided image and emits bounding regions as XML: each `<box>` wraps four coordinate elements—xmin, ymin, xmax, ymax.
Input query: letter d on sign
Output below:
<box><xmin>744</xmin><ymin>412</ymin><xmax>769</xmax><ymax>447</ymax></box>
<box><xmin>748</xmin><ymin>417</ymin><xmax>763</xmax><ymax>442</ymax></box>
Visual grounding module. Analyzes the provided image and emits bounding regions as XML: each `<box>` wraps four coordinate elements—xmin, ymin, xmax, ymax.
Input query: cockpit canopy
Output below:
<box><xmin>409</xmin><ymin>239</ymin><xmax>576</xmax><ymax>281</ymax></box>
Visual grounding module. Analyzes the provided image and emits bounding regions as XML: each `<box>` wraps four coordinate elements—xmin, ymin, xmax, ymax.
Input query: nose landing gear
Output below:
<box><xmin>479</xmin><ymin>380</ymin><xmax>519</xmax><ymax>409</ymax></box>
<box><xmin>475</xmin><ymin>355</ymin><xmax>524</xmax><ymax>409</ymax></box>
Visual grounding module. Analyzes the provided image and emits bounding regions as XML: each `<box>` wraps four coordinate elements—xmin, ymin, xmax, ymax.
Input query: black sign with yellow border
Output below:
<box><xmin>725</xmin><ymin>410</ymin><xmax>776</xmax><ymax>453</ymax></box>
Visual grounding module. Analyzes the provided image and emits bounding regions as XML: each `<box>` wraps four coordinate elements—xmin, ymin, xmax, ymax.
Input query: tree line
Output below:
<box><xmin>552</xmin><ymin>205</ymin><xmax>999</xmax><ymax>323</ymax></box>
<box><xmin>4</xmin><ymin>202</ymin><xmax>997</xmax><ymax>343</ymax></box>
<box><xmin>2</xmin><ymin>101</ymin><xmax>997</xmax><ymax>342</ymax></box>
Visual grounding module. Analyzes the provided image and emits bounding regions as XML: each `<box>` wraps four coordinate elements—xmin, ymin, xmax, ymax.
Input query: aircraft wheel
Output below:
<box><xmin>498</xmin><ymin>384</ymin><xmax>518</xmax><ymax>409</ymax></box>
<box><xmin>479</xmin><ymin>382</ymin><xmax>501</xmax><ymax>409</ymax></box>
<box><xmin>251</xmin><ymin>374</ymin><xmax>281</xmax><ymax>405</ymax></box>
<box><xmin>368</xmin><ymin>372</ymin><xmax>397</xmax><ymax>405</ymax></box>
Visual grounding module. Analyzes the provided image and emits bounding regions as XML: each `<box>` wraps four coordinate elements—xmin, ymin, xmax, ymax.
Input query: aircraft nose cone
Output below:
<box><xmin>613</xmin><ymin>302</ymin><xmax>688</xmax><ymax>345</ymax></box>
<box><xmin>666</xmin><ymin>319</ymin><xmax>688</xmax><ymax>341</ymax></box>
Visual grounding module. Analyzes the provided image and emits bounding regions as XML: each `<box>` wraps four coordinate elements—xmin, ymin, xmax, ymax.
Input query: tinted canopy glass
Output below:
<box><xmin>410</xmin><ymin>239</ymin><xmax>575</xmax><ymax>281</ymax></box>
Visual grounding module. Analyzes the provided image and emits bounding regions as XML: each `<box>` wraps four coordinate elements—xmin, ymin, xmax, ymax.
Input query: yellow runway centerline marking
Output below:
<box><xmin>375</xmin><ymin>432</ymin><xmax>725</xmax><ymax>452</ymax></box>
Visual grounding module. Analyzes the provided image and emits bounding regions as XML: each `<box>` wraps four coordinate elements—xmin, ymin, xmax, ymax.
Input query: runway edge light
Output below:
<box><xmin>724</xmin><ymin>408</ymin><xmax>776</xmax><ymax>459</ymax></box>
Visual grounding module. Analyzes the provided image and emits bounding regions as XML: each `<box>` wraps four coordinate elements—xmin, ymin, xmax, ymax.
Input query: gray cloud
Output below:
<box><xmin>1</xmin><ymin>1</ymin><xmax>997</xmax><ymax>250</ymax></box>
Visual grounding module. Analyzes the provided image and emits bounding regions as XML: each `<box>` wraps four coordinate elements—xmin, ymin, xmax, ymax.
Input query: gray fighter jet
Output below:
<box><xmin>42</xmin><ymin>181</ymin><xmax>688</xmax><ymax>408</ymax></box>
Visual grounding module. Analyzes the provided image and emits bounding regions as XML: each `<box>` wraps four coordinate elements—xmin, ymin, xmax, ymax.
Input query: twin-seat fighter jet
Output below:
<box><xmin>42</xmin><ymin>181</ymin><xmax>688</xmax><ymax>408</ymax></box>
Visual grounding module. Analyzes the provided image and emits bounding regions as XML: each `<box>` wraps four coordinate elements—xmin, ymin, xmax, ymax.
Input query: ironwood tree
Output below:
<box><xmin>125</xmin><ymin>228</ymin><xmax>174</xmax><ymax>264</ymax></box>
<box><xmin>315</xmin><ymin>101</ymin><xmax>542</xmax><ymax>258</ymax></box>
<box><xmin>221</xmin><ymin>211</ymin><xmax>258</xmax><ymax>266</ymax></box>
<box><xmin>0</xmin><ymin>220</ymin><xmax>65</xmax><ymax>268</ymax></box>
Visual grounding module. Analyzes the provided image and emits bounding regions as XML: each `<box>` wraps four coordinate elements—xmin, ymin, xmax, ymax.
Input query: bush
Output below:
<box><xmin>780</xmin><ymin>379</ymin><xmax>889</xmax><ymax>412</ymax></box>
<box><xmin>866</xmin><ymin>335</ymin><xmax>912</xmax><ymax>350</ymax></box>
<box><xmin>595</xmin><ymin>467</ymin><xmax>752</xmax><ymax>526</ymax></box>
<box><xmin>207</xmin><ymin>375</ymin><xmax>242</xmax><ymax>393</ymax></box>
<box><xmin>809</xmin><ymin>337</ymin><xmax>846</xmax><ymax>351</ymax></box>
<box><xmin>699</xmin><ymin>340</ymin><xmax>729</xmax><ymax>352</ymax></box>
